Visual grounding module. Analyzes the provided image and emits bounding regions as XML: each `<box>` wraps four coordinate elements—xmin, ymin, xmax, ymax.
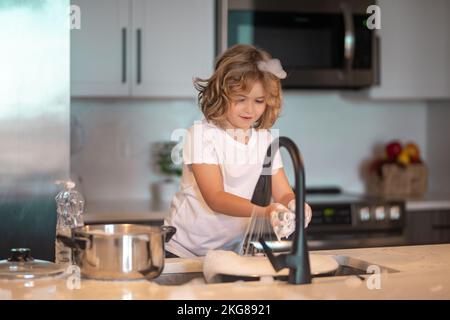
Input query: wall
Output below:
<box><xmin>71</xmin><ymin>91</ymin><xmax>430</xmax><ymax>202</ymax></box>
<box><xmin>426</xmin><ymin>101</ymin><xmax>450</xmax><ymax>194</ymax></box>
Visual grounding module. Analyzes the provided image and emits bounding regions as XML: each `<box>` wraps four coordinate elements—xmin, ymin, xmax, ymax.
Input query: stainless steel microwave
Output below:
<box><xmin>217</xmin><ymin>0</ymin><xmax>378</xmax><ymax>89</ymax></box>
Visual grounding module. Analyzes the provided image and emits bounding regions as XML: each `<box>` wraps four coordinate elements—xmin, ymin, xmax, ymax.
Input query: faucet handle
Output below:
<box><xmin>258</xmin><ymin>238</ymin><xmax>289</xmax><ymax>272</ymax></box>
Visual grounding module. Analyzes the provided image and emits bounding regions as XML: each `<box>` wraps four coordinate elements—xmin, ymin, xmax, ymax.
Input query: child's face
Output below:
<box><xmin>226</xmin><ymin>81</ymin><xmax>266</xmax><ymax>131</ymax></box>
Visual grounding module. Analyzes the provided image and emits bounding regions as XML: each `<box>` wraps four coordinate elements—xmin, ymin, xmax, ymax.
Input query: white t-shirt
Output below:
<box><xmin>164</xmin><ymin>119</ymin><xmax>283</xmax><ymax>257</ymax></box>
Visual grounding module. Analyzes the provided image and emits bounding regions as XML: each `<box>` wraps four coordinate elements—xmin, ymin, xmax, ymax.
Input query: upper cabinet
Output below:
<box><xmin>368</xmin><ymin>0</ymin><xmax>450</xmax><ymax>100</ymax></box>
<box><xmin>71</xmin><ymin>0</ymin><xmax>130</xmax><ymax>97</ymax></box>
<box><xmin>71</xmin><ymin>0</ymin><xmax>214</xmax><ymax>98</ymax></box>
<box><xmin>131</xmin><ymin>0</ymin><xmax>214</xmax><ymax>97</ymax></box>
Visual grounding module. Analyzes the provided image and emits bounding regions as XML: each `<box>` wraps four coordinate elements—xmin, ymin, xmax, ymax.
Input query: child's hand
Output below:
<box><xmin>268</xmin><ymin>203</ymin><xmax>295</xmax><ymax>241</ymax></box>
<box><xmin>265</xmin><ymin>201</ymin><xmax>313</xmax><ymax>241</ymax></box>
<box><xmin>287</xmin><ymin>200</ymin><xmax>312</xmax><ymax>228</ymax></box>
<box><xmin>263</xmin><ymin>203</ymin><xmax>287</xmax><ymax>218</ymax></box>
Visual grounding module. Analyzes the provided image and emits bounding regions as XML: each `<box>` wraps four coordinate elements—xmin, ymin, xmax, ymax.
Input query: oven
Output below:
<box><xmin>304</xmin><ymin>189</ymin><xmax>407</xmax><ymax>250</ymax></box>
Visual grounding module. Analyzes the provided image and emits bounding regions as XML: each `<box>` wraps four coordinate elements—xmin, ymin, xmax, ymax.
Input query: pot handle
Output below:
<box><xmin>56</xmin><ymin>234</ymin><xmax>89</xmax><ymax>250</ymax></box>
<box><xmin>161</xmin><ymin>225</ymin><xmax>176</xmax><ymax>243</ymax></box>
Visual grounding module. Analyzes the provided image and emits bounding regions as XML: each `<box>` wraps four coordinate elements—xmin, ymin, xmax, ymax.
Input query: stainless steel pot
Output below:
<box><xmin>57</xmin><ymin>224</ymin><xmax>176</xmax><ymax>280</ymax></box>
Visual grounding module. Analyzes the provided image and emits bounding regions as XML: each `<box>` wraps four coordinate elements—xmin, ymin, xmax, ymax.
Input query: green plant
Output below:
<box><xmin>156</xmin><ymin>141</ymin><xmax>182</xmax><ymax>178</ymax></box>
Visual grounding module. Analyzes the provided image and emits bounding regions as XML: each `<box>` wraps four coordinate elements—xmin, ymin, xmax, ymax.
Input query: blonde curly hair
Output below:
<box><xmin>193</xmin><ymin>44</ymin><xmax>283</xmax><ymax>130</ymax></box>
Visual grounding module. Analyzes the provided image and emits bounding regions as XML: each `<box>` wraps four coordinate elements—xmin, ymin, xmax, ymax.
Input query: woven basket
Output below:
<box><xmin>367</xmin><ymin>163</ymin><xmax>427</xmax><ymax>197</ymax></box>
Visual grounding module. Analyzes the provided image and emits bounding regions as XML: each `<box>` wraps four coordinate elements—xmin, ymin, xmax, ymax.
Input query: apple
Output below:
<box><xmin>385</xmin><ymin>141</ymin><xmax>402</xmax><ymax>161</ymax></box>
<box><xmin>397</xmin><ymin>149</ymin><xmax>411</xmax><ymax>166</ymax></box>
<box><xmin>404</xmin><ymin>142</ymin><xmax>421</xmax><ymax>162</ymax></box>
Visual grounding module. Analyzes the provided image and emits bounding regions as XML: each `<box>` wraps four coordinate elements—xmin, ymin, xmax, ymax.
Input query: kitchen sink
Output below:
<box><xmin>316</xmin><ymin>254</ymin><xmax>399</xmax><ymax>280</ymax></box>
<box><xmin>153</xmin><ymin>271</ymin><xmax>205</xmax><ymax>286</ymax></box>
<box><xmin>152</xmin><ymin>255</ymin><xmax>398</xmax><ymax>286</ymax></box>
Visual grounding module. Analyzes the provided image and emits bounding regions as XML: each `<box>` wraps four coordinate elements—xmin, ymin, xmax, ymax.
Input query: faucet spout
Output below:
<box><xmin>254</xmin><ymin>136</ymin><xmax>311</xmax><ymax>285</ymax></box>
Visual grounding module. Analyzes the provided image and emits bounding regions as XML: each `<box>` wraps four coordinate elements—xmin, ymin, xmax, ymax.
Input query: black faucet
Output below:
<box><xmin>250</xmin><ymin>136</ymin><xmax>311</xmax><ymax>285</ymax></box>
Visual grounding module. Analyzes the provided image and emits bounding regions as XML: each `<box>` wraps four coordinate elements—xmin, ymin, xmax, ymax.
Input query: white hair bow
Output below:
<box><xmin>257</xmin><ymin>58</ymin><xmax>287</xmax><ymax>79</ymax></box>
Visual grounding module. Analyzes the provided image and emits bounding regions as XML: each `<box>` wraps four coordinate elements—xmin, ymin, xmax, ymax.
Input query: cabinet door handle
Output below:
<box><xmin>137</xmin><ymin>28</ymin><xmax>142</xmax><ymax>84</ymax></box>
<box><xmin>341</xmin><ymin>3</ymin><xmax>355</xmax><ymax>75</ymax></box>
<box><xmin>374</xmin><ymin>35</ymin><xmax>381</xmax><ymax>85</ymax></box>
<box><xmin>122</xmin><ymin>28</ymin><xmax>127</xmax><ymax>83</ymax></box>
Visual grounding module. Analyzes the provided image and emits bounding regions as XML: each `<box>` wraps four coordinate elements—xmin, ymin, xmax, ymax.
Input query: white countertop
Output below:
<box><xmin>404</xmin><ymin>193</ymin><xmax>450</xmax><ymax>211</ymax></box>
<box><xmin>2</xmin><ymin>244</ymin><xmax>450</xmax><ymax>299</ymax></box>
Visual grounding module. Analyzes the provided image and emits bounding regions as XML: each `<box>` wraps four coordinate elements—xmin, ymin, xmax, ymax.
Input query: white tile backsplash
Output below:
<box><xmin>71</xmin><ymin>91</ymin><xmax>441</xmax><ymax>202</ymax></box>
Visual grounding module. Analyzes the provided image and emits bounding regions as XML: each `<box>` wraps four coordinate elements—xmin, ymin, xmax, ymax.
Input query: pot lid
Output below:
<box><xmin>0</xmin><ymin>248</ymin><xmax>66</xmax><ymax>280</ymax></box>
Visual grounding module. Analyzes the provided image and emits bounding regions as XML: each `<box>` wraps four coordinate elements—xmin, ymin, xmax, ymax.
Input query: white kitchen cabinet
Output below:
<box><xmin>131</xmin><ymin>0</ymin><xmax>214</xmax><ymax>97</ymax></box>
<box><xmin>71</xmin><ymin>0</ymin><xmax>131</xmax><ymax>97</ymax></box>
<box><xmin>71</xmin><ymin>0</ymin><xmax>214</xmax><ymax>98</ymax></box>
<box><xmin>368</xmin><ymin>0</ymin><xmax>450</xmax><ymax>100</ymax></box>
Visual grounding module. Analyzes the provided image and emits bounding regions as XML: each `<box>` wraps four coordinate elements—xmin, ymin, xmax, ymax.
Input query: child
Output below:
<box><xmin>164</xmin><ymin>44</ymin><xmax>312</xmax><ymax>258</ymax></box>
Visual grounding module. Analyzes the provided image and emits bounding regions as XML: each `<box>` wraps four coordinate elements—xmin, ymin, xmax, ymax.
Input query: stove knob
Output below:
<box><xmin>375</xmin><ymin>206</ymin><xmax>386</xmax><ymax>221</ymax></box>
<box><xmin>359</xmin><ymin>207</ymin><xmax>371</xmax><ymax>222</ymax></box>
<box><xmin>389</xmin><ymin>205</ymin><xmax>401</xmax><ymax>220</ymax></box>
